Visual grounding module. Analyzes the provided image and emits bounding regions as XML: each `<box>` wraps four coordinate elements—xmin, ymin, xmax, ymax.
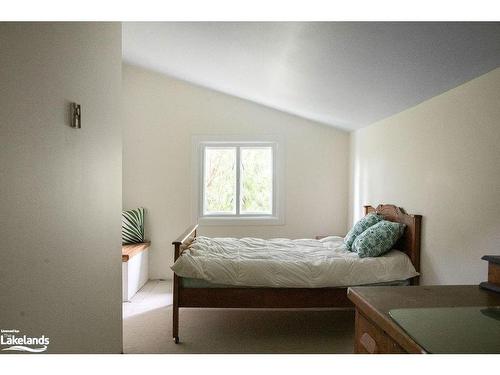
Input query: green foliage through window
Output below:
<box><xmin>240</xmin><ymin>147</ymin><xmax>272</xmax><ymax>214</ymax></box>
<box><xmin>204</xmin><ymin>148</ymin><xmax>236</xmax><ymax>214</ymax></box>
<box><xmin>203</xmin><ymin>145</ymin><xmax>273</xmax><ymax>216</ymax></box>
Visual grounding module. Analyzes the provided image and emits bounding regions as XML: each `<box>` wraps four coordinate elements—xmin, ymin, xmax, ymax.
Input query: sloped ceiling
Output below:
<box><xmin>122</xmin><ymin>22</ymin><xmax>500</xmax><ymax>131</ymax></box>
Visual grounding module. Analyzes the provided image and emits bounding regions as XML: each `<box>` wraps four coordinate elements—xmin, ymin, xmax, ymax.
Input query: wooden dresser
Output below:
<box><xmin>347</xmin><ymin>285</ymin><xmax>500</xmax><ymax>354</ymax></box>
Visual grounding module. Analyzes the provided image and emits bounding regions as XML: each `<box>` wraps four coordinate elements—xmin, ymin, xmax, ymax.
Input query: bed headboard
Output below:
<box><xmin>364</xmin><ymin>204</ymin><xmax>422</xmax><ymax>283</ymax></box>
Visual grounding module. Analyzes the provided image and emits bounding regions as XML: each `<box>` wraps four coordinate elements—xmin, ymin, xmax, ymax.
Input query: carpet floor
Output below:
<box><xmin>123</xmin><ymin>280</ymin><xmax>355</xmax><ymax>354</ymax></box>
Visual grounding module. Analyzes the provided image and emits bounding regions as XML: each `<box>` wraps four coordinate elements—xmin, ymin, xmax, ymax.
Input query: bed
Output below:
<box><xmin>171</xmin><ymin>204</ymin><xmax>422</xmax><ymax>343</ymax></box>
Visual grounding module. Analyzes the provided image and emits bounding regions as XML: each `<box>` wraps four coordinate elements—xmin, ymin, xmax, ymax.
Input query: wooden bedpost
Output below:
<box><xmin>172</xmin><ymin>224</ymin><xmax>198</xmax><ymax>344</ymax></box>
<box><xmin>172</xmin><ymin>242</ymin><xmax>180</xmax><ymax>344</ymax></box>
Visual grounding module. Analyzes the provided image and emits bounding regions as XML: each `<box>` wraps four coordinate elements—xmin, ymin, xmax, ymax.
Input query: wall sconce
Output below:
<box><xmin>70</xmin><ymin>103</ymin><xmax>81</xmax><ymax>129</ymax></box>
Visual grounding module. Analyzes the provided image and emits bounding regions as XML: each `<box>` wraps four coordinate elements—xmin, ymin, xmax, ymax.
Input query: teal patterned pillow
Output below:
<box><xmin>344</xmin><ymin>213</ymin><xmax>383</xmax><ymax>251</ymax></box>
<box><xmin>122</xmin><ymin>207</ymin><xmax>145</xmax><ymax>244</ymax></box>
<box><xmin>352</xmin><ymin>220</ymin><xmax>406</xmax><ymax>258</ymax></box>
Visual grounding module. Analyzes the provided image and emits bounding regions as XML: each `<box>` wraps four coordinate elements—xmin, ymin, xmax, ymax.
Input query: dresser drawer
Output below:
<box><xmin>355</xmin><ymin>310</ymin><xmax>406</xmax><ymax>354</ymax></box>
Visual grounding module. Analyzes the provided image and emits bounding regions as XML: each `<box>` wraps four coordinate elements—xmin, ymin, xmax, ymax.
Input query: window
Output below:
<box><xmin>192</xmin><ymin>136</ymin><xmax>284</xmax><ymax>225</ymax></box>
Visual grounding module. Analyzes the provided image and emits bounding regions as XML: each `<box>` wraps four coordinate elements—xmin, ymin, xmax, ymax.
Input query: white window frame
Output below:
<box><xmin>192</xmin><ymin>135</ymin><xmax>285</xmax><ymax>226</ymax></box>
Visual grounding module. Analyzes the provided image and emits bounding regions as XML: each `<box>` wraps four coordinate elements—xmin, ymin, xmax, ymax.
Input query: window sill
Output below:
<box><xmin>198</xmin><ymin>215</ymin><xmax>284</xmax><ymax>226</ymax></box>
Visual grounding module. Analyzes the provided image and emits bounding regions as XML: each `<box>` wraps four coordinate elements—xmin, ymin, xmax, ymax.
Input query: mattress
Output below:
<box><xmin>180</xmin><ymin>277</ymin><xmax>411</xmax><ymax>288</ymax></box>
<box><xmin>171</xmin><ymin>236</ymin><xmax>419</xmax><ymax>288</ymax></box>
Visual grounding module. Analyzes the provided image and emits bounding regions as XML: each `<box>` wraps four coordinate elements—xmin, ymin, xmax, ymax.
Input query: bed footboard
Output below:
<box><xmin>171</xmin><ymin>224</ymin><xmax>198</xmax><ymax>344</ymax></box>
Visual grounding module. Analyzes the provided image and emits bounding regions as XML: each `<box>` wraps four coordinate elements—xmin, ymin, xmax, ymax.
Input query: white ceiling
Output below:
<box><xmin>122</xmin><ymin>22</ymin><xmax>500</xmax><ymax>131</ymax></box>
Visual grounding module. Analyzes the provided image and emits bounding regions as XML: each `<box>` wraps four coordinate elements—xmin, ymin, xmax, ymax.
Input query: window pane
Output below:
<box><xmin>203</xmin><ymin>147</ymin><xmax>236</xmax><ymax>214</ymax></box>
<box><xmin>240</xmin><ymin>147</ymin><xmax>273</xmax><ymax>214</ymax></box>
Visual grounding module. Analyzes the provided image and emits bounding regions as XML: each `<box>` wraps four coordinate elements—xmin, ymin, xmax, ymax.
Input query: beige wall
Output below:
<box><xmin>0</xmin><ymin>23</ymin><xmax>122</xmax><ymax>353</ymax></box>
<box><xmin>123</xmin><ymin>64</ymin><xmax>350</xmax><ymax>279</ymax></box>
<box><xmin>350</xmin><ymin>67</ymin><xmax>500</xmax><ymax>285</ymax></box>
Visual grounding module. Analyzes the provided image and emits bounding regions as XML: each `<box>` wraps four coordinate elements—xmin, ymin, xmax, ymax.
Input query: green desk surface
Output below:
<box><xmin>389</xmin><ymin>306</ymin><xmax>500</xmax><ymax>354</ymax></box>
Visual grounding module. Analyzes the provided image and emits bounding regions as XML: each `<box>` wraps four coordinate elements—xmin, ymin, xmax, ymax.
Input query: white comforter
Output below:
<box><xmin>171</xmin><ymin>236</ymin><xmax>419</xmax><ymax>288</ymax></box>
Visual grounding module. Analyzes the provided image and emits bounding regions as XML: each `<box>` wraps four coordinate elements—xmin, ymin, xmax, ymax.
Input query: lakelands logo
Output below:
<box><xmin>1</xmin><ymin>329</ymin><xmax>50</xmax><ymax>353</ymax></box>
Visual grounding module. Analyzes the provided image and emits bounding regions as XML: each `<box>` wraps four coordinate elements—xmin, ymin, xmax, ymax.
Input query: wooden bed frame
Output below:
<box><xmin>171</xmin><ymin>204</ymin><xmax>422</xmax><ymax>343</ymax></box>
